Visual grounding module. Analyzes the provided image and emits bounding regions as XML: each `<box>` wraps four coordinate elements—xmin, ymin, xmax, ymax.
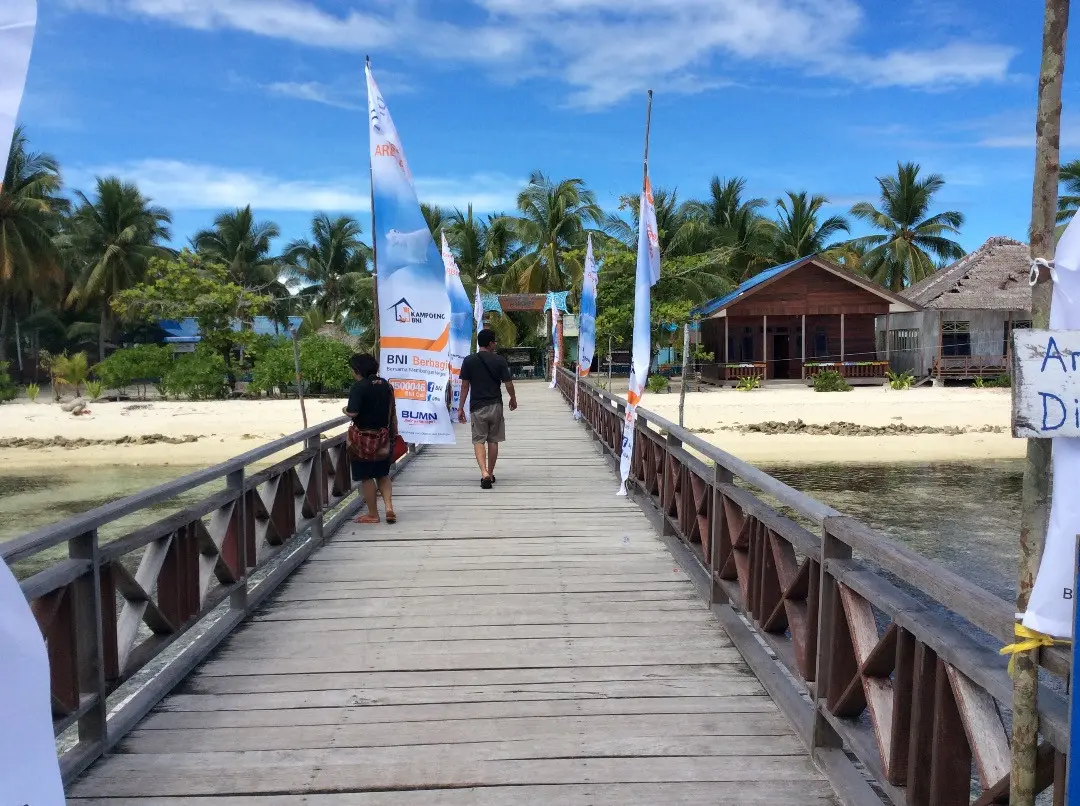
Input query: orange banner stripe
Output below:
<box><xmin>382</xmin><ymin>326</ymin><xmax>450</xmax><ymax>352</ymax></box>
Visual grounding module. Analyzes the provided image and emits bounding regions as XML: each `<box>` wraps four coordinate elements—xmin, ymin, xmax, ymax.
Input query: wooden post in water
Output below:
<box><xmin>1011</xmin><ymin>2</ymin><xmax>1068</xmax><ymax>803</ymax></box>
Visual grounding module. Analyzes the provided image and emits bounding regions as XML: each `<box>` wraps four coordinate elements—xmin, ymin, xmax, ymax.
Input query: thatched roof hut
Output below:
<box><xmin>901</xmin><ymin>236</ymin><xmax>1030</xmax><ymax>311</ymax></box>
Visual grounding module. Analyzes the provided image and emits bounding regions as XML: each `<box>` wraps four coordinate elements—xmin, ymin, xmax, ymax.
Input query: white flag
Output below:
<box><xmin>441</xmin><ymin>232</ymin><xmax>471</xmax><ymax>421</ymax></box>
<box><xmin>1021</xmin><ymin>214</ymin><xmax>1080</xmax><ymax>637</ymax></box>
<box><xmin>366</xmin><ymin>62</ymin><xmax>455</xmax><ymax>444</ymax></box>
<box><xmin>618</xmin><ymin>176</ymin><xmax>661</xmax><ymax>495</ymax></box>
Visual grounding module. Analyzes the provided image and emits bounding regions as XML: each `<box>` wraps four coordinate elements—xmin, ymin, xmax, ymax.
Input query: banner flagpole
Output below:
<box><xmin>366</xmin><ymin>55</ymin><xmax>381</xmax><ymax>350</ymax></box>
<box><xmin>617</xmin><ymin>89</ymin><xmax>660</xmax><ymax>496</ymax></box>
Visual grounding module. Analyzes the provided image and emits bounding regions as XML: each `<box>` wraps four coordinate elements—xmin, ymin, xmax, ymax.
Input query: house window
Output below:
<box><xmin>813</xmin><ymin>329</ymin><xmax>828</xmax><ymax>358</ymax></box>
<box><xmin>941</xmin><ymin>320</ymin><xmax>971</xmax><ymax>357</ymax></box>
<box><xmin>1004</xmin><ymin>319</ymin><xmax>1032</xmax><ymax>356</ymax></box>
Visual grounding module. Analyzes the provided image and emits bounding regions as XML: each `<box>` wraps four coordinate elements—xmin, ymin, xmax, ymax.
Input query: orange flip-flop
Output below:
<box><xmin>353</xmin><ymin>514</ymin><xmax>380</xmax><ymax>525</ymax></box>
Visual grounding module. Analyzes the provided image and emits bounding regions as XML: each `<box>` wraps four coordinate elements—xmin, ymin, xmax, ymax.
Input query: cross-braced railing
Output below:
<box><xmin>3</xmin><ymin>417</ymin><xmax>420</xmax><ymax>783</ymax></box>
<box><xmin>559</xmin><ymin>368</ymin><xmax>1069</xmax><ymax>806</ymax></box>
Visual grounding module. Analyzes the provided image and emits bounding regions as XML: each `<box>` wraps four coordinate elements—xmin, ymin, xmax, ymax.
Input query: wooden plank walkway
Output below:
<box><xmin>69</xmin><ymin>382</ymin><xmax>836</xmax><ymax>805</ymax></box>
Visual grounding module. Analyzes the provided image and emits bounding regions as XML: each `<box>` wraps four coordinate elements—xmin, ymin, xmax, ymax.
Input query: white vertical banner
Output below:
<box><xmin>366</xmin><ymin>63</ymin><xmax>455</xmax><ymax>444</ymax></box>
<box><xmin>441</xmin><ymin>232</ymin><xmax>471</xmax><ymax>422</ymax></box>
<box><xmin>1</xmin><ymin>5</ymin><xmax>65</xmax><ymax>803</ymax></box>
<box><xmin>617</xmin><ymin>177</ymin><xmax>662</xmax><ymax>496</ymax></box>
<box><xmin>0</xmin><ymin>0</ymin><xmax>36</xmax><ymax>169</ymax></box>
<box><xmin>575</xmin><ymin>233</ymin><xmax>599</xmax><ymax>418</ymax></box>
<box><xmin>1021</xmin><ymin>213</ymin><xmax>1080</xmax><ymax>637</ymax></box>
<box><xmin>549</xmin><ymin>298</ymin><xmax>561</xmax><ymax>389</ymax></box>
<box><xmin>473</xmin><ymin>284</ymin><xmax>484</xmax><ymax>335</ymax></box>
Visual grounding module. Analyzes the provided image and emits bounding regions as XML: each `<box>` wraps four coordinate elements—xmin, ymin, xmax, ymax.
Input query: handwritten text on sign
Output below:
<box><xmin>1012</xmin><ymin>329</ymin><xmax>1080</xmax><ymax>438</ymax></box>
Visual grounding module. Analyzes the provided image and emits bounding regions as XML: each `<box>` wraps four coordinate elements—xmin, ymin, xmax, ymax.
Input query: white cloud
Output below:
<box><xmin>263</xmin><ymin>81</ymin><xmax>361</xmax><ymax>110</ymax></box>
<box><xmin>67</xmin><ymin>159</ymin><xmax>525</xmax><ymax>214</ymax></box>
<box><xmin>968</xmin><ymin>110</ymin><xmax>1080</xmax><ymax>150</ymax></box>
<box><xmin>68</xmin><ymin>0</ymin><xmax>1019</xmax><ymax>109</ymax></box>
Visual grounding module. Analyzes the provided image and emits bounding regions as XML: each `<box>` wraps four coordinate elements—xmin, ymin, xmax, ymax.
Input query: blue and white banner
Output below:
<box><xmin>366</xmin><ymin>63</ymin><xmax>454</xmax><ymax>444</ymax></box>
<box><xmin>441</xmin><ymin>231</ymin><xmax>471</xmax><ymax>422</ymax></box>
<box><xmin>549</xmin><ymin>298</ymin><xmax>561</xmax><ymax>389</ymax></box>
<box><xmin>575</xmin><ymin>233</ymin><xmax>599</xmax><ymax>418</ymax></box>
<box><xmin>0</xmin><ymin>0</ymin><xmax>35</xmax><ymax>171</ymax></box>
<box><xmin>1021</xmin><ymin>212</ymin><xmax>1080</xmax><ymax>638</ymax></box>
<box><xmin>618</xmin><ymin>177</ymin><xmax>662</xmax><ymax>496</ymax></box>
<box><xmin>473</xmin><ymin>283</ymin><xmax>484</xmax><ymax>336</ymax></box>
<box><xmin>1</xmin><ymin>5</ymin><xmax>66</xmax><ymax>803</ymax></box>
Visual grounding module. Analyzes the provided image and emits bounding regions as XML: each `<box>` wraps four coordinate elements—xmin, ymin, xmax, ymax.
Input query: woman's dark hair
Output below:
<box><xmin>350</xmin><ymin>353</ymin><xmax>379</xmax><ymax>377</ymax></box>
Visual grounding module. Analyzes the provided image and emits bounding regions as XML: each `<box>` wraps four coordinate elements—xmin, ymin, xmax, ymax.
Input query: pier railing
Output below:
<box><xmin>1</xmin><ymin>418</ymin><xmax>420</xmax><ymax>783</ymax></box>
<box><xmin>558</xmin><ymin>368</ymin><xmax>1068</xmax><ymax>806</ymax></box>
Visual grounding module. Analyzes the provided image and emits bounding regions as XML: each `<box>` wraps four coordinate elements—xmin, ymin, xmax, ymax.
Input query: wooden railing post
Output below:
<box><xmin>662</xmin><ymin>433</ymin><xmax>680</xmax><ymax>537</ymax></box>
<box><xmin>812</xmin><ymin>517</ymin><xmax>851</xmax><ymax>751</ymax></box>
<box><xmin>711</xmin><ymin>462</ymin><xmax>733</xmax><ymax>604</ymax></box>
<box><xmin>306</xmin><ymin>435</ymin><xmax>325</xmax><ymax>546</ymax></box>
<box><xmin>227</xmin><ymin>468</ymin><xmax>247</xmax><ymax>612</ymax></box>
<box><xmin>69</xmin><ymin>529</ymin><xmax>107</xmax><ymax>747</ymax></box>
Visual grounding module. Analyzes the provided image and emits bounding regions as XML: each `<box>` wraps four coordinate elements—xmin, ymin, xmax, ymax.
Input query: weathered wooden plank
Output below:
<box><xmin>181</xmin><ymin>663</ymin><xmax>745</xmax><ymax>695</ymax></box>
<box><xmin>159</xmin><ymin>677</ymin><xmax>767</xmax><ymax>713</ymax></box>
<box><xmin>121</xmin><ymin>716</ymin><xmax>796</xmax><ymax>753</ymax></box>
<box><xmin>70</xmin><ymin>756</ymin><xmax>827</xmax><ymax>798</ymax></box>
<box><xmin>68</xmin><ymin>780</ymin><xmax>838</xmax><ymax>806</ymax></box>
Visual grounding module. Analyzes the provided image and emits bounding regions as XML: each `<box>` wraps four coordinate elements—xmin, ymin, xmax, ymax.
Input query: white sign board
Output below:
<box><xmin>1012</xmin><ymin>329</ymin><xmax>1080</xmax><ymax>438</ymax></box>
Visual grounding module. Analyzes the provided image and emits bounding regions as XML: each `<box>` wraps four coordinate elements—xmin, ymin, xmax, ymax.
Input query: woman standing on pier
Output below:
<box><xmin>344</xmin><ymin>353</ymin><xmax>397</xmax><ymax>524</ymax></box>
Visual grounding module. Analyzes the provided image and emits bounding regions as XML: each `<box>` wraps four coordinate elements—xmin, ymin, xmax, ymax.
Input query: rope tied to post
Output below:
<box><xmin>1029</xmin><ymin>256</ymin><xmax>1058</xmax><ymax>286</ymax></box>
<box><xmin>999</xmin><ymin>623</ymin><xmax>1069</xmax><ymax>677</ymax></box>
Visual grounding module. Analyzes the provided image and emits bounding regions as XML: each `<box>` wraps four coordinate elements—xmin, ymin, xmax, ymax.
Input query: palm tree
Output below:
<box><xmin>610</xmin><ymin>186</ymin><xmax>700</xmax><ymax>258</ymax></box>
<box><xmin>68</xmin><ymin>177</ymin><xmax>171</xmax><ymax>361</ymax></box>
<box><xmin>683</xmin><ymin>177</ymin><xmax>774</xmax><ymax>278</ymax></box>
<box><xmin>846</xmin><ymin>162</ymin><xmax>965</xmax><ymax>291</ymax></box>
<box><xmin>1057</xmin><ymin>158</ymin><xmax>1080</xmax><ymax>225</ymax></box>
<box><xmin>446</xmin><ymin>206</ymin><xmax>521</xmax><ymax>291</ymax></box>
<box><xmin>193</xmin><ymin>206</ymin><xmax>281</xmax><ymax>290</ymax></box>
<box><xmin>420</xmin><ymin>202</ymin><xmax>448</xmax><ymax>238</ymax></box>
<box><xmin>771</xmin><ymin>191</ymin><xmax>850</xmax><ymax>262</ymax></box>
<box><xmin>0</xmin><ymin>127</ymin><xmax>68</xmax><ymax>363</ymax></box>
<box><xmin>504</xmin><ymin>172</ymin><xmax>603</xmax><ymax>292</ymax></box>
<box><xmin>283</xmin><ymin>213</ymin><xmax>372</xmax><ymax>321</ymax></box>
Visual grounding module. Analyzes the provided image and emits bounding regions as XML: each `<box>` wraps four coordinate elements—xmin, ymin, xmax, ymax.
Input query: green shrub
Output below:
<box><xmin>646</xmin><ymin>374</ymin><xmax>670</xmax><ymax>394</ymax></box>
<box><xmin>991</xmin><ymin>374</ymin><xmax>1012</xmax><ymax>389</ymax></box>
<box><xmin>161</xmin><ymin>346</ymin><xmax>228</xmax><ymax>400</ymax></box>
<box><xmin>95</xmin><ymin>344</ymin><xmax>173</xmax><ymax>399</ymax></box>
<box><xmin>86</xmin><ymin>380</ymin><xmax>104</xmax><ymax>400</ymax></box>
<box><xmin>813</xmin><ymin>370</ymin><xmax>852</xmax><ymax>393</ymax></box>
<box><xmin>735</xmin><ymin>375</ymin><xmax>762</xmax><ymax>392</ymax></box>
<box><xmin>26</xmin><ymin>383</ymin><xmax>40</xmax><ymax>402</ymax></box>
<box><xmin>0</xmin><ymin>362</ymin><xmax>16</xmax><ymax>402</ymax></box>
<box><xmin>54</xmin><ymin>352</ymin><xmax>90</xmax><ymax>396</ymax></box>
<box><xmin>887</xmin><ymin>370</ymin><xmax>914</xmax><ymax>390</ymax></box>
<box><xmin>250</xmin><ymin>336</ymin><xmax>358</xmax><ymax>397</ymax></box>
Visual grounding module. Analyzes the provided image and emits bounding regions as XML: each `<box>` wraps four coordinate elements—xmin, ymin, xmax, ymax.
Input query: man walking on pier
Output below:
<box><xmin>458</xmin><ymin>329</ymin><xmax>517</xmax><ymax>489</ymax></box>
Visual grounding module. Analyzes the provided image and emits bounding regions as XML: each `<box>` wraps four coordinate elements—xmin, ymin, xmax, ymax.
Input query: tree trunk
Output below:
<box><xmin>1011</xmin><ymin>2</ymin><xmax>1069</xmax><ymax>805</ymax></box>
<box><xmin>0</xmin><ymin>296</ymin><xmax>9</xmax><ymax>364</ymax></box>
<box><xmin>99</xmin><ymin>307</ymin><xmax>108</xmax><ymax>363</ymax></box>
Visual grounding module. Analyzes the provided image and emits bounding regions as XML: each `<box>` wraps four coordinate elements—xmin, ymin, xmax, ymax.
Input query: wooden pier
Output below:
<box><xmin>3</xmin><ymin>373</ymin><xmax>1074</xmax><ymax>804</ymax></box>
<box><xmin>64</xmin><ymin>384</ymin><xmax>834</xmax><ymax>803</ymax></box>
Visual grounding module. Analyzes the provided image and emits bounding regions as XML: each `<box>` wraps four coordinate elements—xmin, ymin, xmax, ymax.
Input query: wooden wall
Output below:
<box><xmin>725</xmin><ymin>263</ymin><xmax>892</xmax><ymax>318</ymax></box>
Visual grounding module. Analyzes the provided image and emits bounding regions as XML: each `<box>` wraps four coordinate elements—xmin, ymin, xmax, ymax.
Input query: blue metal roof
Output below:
<box><xmin>159</xmin><ymin>316</ymin><xmax>303</xmax><ymax>343</ymax></box>
<box><xmin>691</xmin><ymin>257</ymin><xmax>806</xmax><ymax>318</ymax></box>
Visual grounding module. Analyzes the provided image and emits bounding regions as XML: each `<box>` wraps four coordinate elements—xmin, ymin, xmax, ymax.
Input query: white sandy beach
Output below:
<box><xmin>0</xmin><ymin>381</ymin><xmax>1021</xmax><ymax>468</ymax></box>
<box><xmin>644</xmin><ymin>383</ymin><xmax>1020</xmax><ymax>464</ymax></box>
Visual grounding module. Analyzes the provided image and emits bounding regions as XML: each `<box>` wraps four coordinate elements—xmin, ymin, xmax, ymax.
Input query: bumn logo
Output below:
<box><xmin>387</xmin><ymin>353</ymin><xmax>409</xmax><ymax>365</ymax></box>
<box><xmin>402</xmin><ymin>410</ymin><xmax>439</xmax><ymax>423</ymax></box>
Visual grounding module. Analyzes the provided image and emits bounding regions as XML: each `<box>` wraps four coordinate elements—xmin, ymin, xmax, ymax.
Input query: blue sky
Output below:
<box><xmin>17</xmin><ymin>0</ymin><xmax>1080</xmax><ymax>253</ymax></box>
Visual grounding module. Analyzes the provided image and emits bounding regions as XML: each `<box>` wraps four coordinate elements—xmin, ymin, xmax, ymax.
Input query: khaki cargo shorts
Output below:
<box><xmin>471</xmin><ymin>403</ymin><xmax>506</xmax><ymax>444</ymax></box>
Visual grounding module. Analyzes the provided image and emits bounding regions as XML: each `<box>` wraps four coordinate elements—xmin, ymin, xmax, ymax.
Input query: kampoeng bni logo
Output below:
<box><xmin>387</xmin><ymin>297</ymin><xmax>446</xmax><ymax>326</ymax></box>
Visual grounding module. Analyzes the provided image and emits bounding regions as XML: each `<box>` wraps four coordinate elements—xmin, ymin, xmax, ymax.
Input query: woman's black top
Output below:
<box><xmin>347</xmin><ymin>376</ymin><xmax>394</xmax><ymax>430</ymax></box>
